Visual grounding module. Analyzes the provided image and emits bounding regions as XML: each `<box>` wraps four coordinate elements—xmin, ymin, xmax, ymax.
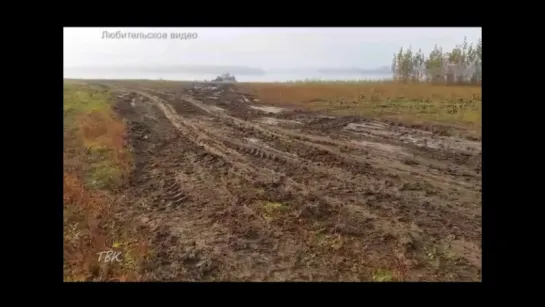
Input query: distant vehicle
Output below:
<box><xmin>212</xmin><ymin>73</ymin><xmax>237</xmax><ymax>83</ymax></box>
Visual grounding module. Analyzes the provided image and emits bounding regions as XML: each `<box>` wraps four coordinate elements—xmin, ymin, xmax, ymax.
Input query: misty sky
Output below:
<box><xmin>64</xmin><ymin>27</ymin><xmax>481</xmax><ymax>70</ymax></box>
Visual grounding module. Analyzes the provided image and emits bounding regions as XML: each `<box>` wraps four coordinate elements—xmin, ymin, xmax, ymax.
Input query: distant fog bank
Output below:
<box><xmin>64</xmin><ymin>65</ymin><xmax>393</xmax><ymax>82</ymax></box>
<box><xmin>64</xmin><ymin>65</ymin><xmax>267</xmax><ymax>75</ymax></box>
<box><xmin>65</xmin><ymin>65</ymin><xmax>391</xmax><ymax>75</ymax></box>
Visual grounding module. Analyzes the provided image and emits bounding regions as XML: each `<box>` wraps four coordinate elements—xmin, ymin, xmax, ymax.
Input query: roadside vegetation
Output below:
<box><xmin>239</xmin><ymin>37</ymin><xmax>482</xmax><ymax>138</ymax></box>
<box><xmin>63</xmin><ymin>80</ymin><xmax>148</xmax><ymax>281</ymax></box>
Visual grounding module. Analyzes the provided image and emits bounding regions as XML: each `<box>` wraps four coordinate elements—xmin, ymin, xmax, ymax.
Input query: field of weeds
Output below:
<box><xmin>238</xmin><ymin>80</ymin><xmax>481</xmax><ymax>139</ymax></box>
<box><xmin>63</xmin><ymin>81</ymin><xmax>149</xmax><ymax>281</ymax></box>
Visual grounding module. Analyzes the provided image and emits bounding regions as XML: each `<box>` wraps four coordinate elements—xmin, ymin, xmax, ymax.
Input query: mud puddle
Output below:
<box><xmin>249</xmin><ymin>105</ymin><xmax>285</xmax><ymax>114</ymax></box>
<box><xmin>350</xmin><ymin>139</ymin><xmax>407</xmax><ymax>155</ymax></box>
<box><xmin>344</xmin><ymin>122</ymin><xmax>481</xmax><ymax>154</ymax></box>
<box><xmin>257</xmin><ymin>117</ymin><xmax>302</xmax><ymax>126</ymax></box>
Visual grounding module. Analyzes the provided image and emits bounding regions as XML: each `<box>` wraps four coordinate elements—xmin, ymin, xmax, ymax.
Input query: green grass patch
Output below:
<box><xmin>64</xmin><ymin>80</ymin><xmax>129</xmax><ymax>190</ymax></box>
<box><xmin>85</xmin><ymin>156</ymin><xmax>123</xmax><ymax>190</ymax></box>
<box><xmin>64</xmin><ymin>83</ymin><xmax>113</xmax><ymax>122</ymax></box>
<box><xmin>261</xmin><ymin>201</ymin><xmax>289</xmax><ymax>223</ymax></box>
<box><xmin>372</xmin><ymin>269</ymin><xmax>395</xmax><ymax>282</ymax></box>
<box><xmin>63</xmin><ymin>83</ymin><xmax>113</xmax><ymax>140</ymax></box>
<box><xmin>263</xmin><ymin>201</ymin><xmax>287</xmax><ymax>213</ymax></box>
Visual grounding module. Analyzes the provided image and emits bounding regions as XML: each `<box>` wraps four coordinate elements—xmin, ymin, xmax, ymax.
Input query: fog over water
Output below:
<box><xmin>63</xmin><ymin>68</ymin><xmax>393</xmax><ymax>82</ymax></box>
<box><xmin>64</xmin><ymin>27</ymin><xmax>481</xmax><ymax>82</ymax></box>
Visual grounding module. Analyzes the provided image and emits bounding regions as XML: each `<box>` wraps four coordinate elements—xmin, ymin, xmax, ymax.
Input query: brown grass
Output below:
<box><xmin>63</xmin><ymin>81</ymin><xmax>147</xmax><ymax>281</ymax></box>
<box><xmin>238</xmin><ymin>80</ymin><xmax>482</xmax><ymax>137</ymax></box>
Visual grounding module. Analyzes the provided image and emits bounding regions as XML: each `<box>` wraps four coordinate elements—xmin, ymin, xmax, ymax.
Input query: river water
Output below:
<box><xmin>64</xmin><ymin>69</ymin><xmax>393</xmax><ymax>82</ymax></box>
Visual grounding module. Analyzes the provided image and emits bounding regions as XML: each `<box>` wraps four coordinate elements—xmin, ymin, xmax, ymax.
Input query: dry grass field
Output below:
<box><xmin>238</xmin><ymin>80</ymin><xmax>481</xmax><ymax>139</ymax></box>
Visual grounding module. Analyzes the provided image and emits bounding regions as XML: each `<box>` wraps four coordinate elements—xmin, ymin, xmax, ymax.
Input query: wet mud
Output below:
<box><xmin>109</xmin><ymin>82</ymin><xmax>482</xmax><ymax>281</ymax></box>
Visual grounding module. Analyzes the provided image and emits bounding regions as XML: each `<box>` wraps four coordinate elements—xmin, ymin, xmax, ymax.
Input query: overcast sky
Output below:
<box><xmin>64</xmin><ymin>27</ymin><xmax>481</xmax><ymax>70</ymax></box>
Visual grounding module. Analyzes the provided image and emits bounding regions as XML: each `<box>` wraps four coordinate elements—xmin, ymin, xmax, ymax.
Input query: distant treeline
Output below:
<box><xmin>391</xmin><ymin>37</ymin><xmax>482</xmax><ymax>84</ymax></box>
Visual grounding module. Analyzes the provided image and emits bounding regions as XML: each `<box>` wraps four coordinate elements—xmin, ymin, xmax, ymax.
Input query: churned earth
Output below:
<box><xmin>102</xmin><ymin>81</ymin><xmax>481</xmax><ymax>281</ymax></box>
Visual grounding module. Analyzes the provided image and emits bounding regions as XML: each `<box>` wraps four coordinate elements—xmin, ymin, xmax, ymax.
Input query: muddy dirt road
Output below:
<box><xmin>107</xmin><ymin>82</ymin><xmax>481</xmax><ymax>281</ymax></box>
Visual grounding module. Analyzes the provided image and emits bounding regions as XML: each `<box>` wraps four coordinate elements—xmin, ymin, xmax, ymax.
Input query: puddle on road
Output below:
<box><xmin>208</xmin><ymin>105</ymin><xmax>225</xmax><ymax>112</ymax></box>
<box><xmin>250</xmin><ymin>105</ymin><xmax>285</xmax><ymax>114</ymax></box>
<box><xmin>344</xmin><ymin>123</ymin><xmax>393</xmax><ymax>138</ymax></box>
<box><xmin>244</xmin><ymin>137</ymin><xmax>271</xmax><ymax>148</ymax></box>
<box><xmin>351</xmin><ymin>139</ymin><xmax>405</xmax><ymax>154</ymax></box>
<box><xmin>398</xmin><ymin>132</ymin><xmax>480</xmax><ymax>153</ymax></box>
<box><xmin>344</xmin><ymin>121</ymin><xmax>481</xmax><ymax>154</ymax></box>
<box><xmin>258</xmin><ymin>117</ymin><xmax>302</xmax><ymax>126</ymax></box>
<box><xmin>245</xmin><ymin>137</ymin><xmax>260</xmax><ymax>144</ymax></box>
<box><xmin>400</xmin><ymin>135</ymin><xmax>441</xmax><ymax>150</ymax></box>
<box><xmin>345</xmin><ymin>122</ymin><xmax>388</xmax><ymax>131</ymax></box>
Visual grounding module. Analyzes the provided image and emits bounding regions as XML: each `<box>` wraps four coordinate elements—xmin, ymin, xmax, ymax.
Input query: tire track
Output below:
<box><xmin>144</xmin><ymin>89</ymin><xmax>481</xmax><ymax>243</ymax></box>
<box><xmin>167</xmin><ymin>91</ymin><xmax>479</xmax><ymax>194</ymax></box>
<box><xmin>109</xmin><ymin>83</ymin><xmax>482</xmax><ymax>281</ymax></box>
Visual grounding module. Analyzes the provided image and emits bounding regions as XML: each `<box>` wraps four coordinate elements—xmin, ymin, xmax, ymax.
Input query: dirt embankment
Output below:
<box><xmin>106</xmin><ymin>82</ymin><xmax>481</xmax><ymax>281</ymax></box>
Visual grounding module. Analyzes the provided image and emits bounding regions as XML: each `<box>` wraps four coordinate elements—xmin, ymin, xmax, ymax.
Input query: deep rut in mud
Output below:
<box><xmin>110</xmin><ymin>83</ymin><xmax>482</xmax><ymax>281</ymax></box>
